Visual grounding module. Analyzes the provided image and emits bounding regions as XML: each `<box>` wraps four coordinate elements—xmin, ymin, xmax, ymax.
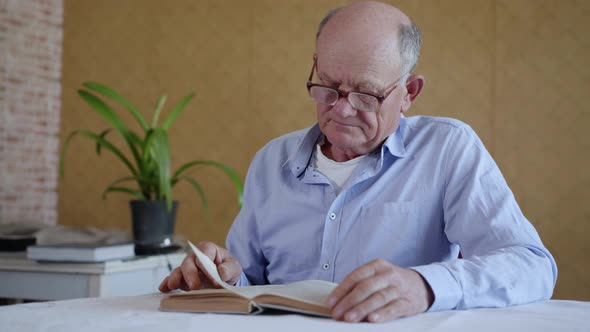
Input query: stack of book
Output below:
<box><xmin>26</xmin><ymin>242</ymin><xmax>135</xmax><ymax>262</ymax></box>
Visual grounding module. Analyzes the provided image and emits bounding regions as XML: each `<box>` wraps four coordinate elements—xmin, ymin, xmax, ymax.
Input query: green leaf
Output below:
<box><xmin>128</xmin><ymin>130</ymin><xmax>143</xmax><ymax>148</ymax></box>
<box><xmin>144</xmin><ymin>128</ymin><xmax>172</xmax><ymax>210</ymax></box>
<box><xmin>141</xmin><ymin>129</ymin><xmax>157</xmax><ymax>181</ymax></box>
<box><xmin>161</xmin><ymin>93</ymin><xmax>195</xmax><ymax>130</ymax></box>
<box><xmin>140</xmin><ymin>129</ymin><xmax>167</xmax><ymax>198</ymax></box>
<box><xmin>96</xmin><ymin>128</ymin><xmax>111</xmax><ymax>155</ymax></box>
<box><xmin>83</xmin><ymin>82</ymin><xmax>149</xmax><ymax>131</ymax></box>
<box><xmin>101</xmin><ymin>176</ymin><xmax>144</xmax><ymax>199</ymax></box>
<box><xmin>102</xmin><ymin>186</ymin><xmax>146</xmax><ymax>200</ymax></box>
<box><xmin>78</xmin><ymin>89</ymin><xmax>143</xmax><ymax>175</ymax></box>
<box><xmin>176</xmin><ymin>175</ymin><xmax>211</xmax><ymax>224</ymax></box>
<box><xmin>60</xmin><ymin>129</ymin><xmax>139</xmax><ymax>178</ymax></box>
<box><xmin>171</xmin><ymin>160</ymin><xmax>243</xmax><ymax>207</ymax></box>
<box><xmin>127</xmin><ymin>130</ymin><xmax>144</xmax><ymax>175</ymax></box>
<box><xmin>151</xmin><ymin>95</ymin><xmax>167</xmax><ymax>128</ymax></box>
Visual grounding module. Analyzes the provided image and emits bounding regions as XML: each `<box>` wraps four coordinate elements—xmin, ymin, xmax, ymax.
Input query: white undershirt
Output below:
<box><xmin>313</xmin><ymin>144</ymin><xmax>367</xmax><ymax>194</ymax></box>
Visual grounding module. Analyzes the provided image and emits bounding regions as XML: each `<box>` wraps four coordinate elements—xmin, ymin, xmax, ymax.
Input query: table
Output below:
<box><xmin>0</xmin><ymin>252</ymin><xmax>184</xmax><ymax>300</ymax></box>
<box><xmin>0</xmin><ymin>295</ymin><xmax>588</xmax><ymax>332</ymax></box>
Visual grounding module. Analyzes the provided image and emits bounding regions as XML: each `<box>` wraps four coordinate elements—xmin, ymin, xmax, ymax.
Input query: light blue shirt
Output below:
<box><xmin>226</xmin><ymin>116</ymin><xmax>557</xmax><ymax>312</ymax></box>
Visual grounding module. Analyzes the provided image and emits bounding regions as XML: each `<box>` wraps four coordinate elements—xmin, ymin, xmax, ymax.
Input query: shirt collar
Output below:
<box><xmin>286</xmin><ymin>118</ymin><xmax>407</xmax><ymax>177</ymax></box>
<box><xmin>286</xmin><ymin>124</ymin><xmax>323</xmax><ymax>177</ymax></box>
<box><xmin>381</xmin><ymin>116</ymin><xmax>407</xmax><ymax>158</ymax></box>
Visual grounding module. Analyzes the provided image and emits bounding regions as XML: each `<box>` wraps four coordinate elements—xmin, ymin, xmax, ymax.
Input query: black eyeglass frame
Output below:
<box><xmin>306</xmin><ymin>56</ymin><xmax>407</xmax><ymax>112</ymax></box>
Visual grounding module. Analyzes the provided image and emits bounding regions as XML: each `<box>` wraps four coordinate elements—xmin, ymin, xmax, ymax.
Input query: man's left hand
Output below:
<box><xmin>325</xmin><ymin>259</ymin><xmax>434</xmax><ymax>323</ymax></box>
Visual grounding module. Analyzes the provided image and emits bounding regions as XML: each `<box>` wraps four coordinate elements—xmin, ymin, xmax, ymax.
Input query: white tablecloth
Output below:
<box><xmin>1</xmin><ymin>294</ymin><xmax>588</xmax><ymax>332</ymax></box>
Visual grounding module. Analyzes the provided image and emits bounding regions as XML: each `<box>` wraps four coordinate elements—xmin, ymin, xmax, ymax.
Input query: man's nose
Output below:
<box><xmin>331</xmin><ymin>95</ymin><xmax>357</xmax><ymax>117</ymax></box>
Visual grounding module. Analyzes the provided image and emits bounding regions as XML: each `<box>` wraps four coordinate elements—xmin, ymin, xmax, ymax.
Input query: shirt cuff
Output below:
<box><xmin>410</xmin><ymin>263</ymin><xmax>462</xmax><ymax>312</ymax></box>
<box><xmin>235</xmin><ymin>271</ymin><xmax>252</xmax><ymax>286</ymax></box>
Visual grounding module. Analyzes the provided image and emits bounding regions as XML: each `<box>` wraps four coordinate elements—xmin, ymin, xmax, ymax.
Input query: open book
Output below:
<box><xmin>159</xmin><ymin>242</ymin><xmax>338</xmax><ymax>317</ymax></box>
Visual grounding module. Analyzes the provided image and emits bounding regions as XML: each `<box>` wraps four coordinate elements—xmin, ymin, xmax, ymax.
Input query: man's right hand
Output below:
<box><xmin>158</xmin><ymin>241</ymin><xmax>243</xmax><ymax>292</ymax></box>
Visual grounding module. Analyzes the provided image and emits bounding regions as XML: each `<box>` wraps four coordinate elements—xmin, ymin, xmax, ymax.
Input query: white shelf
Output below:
<box><xmin>0</xmin><ymin>252</ymin><xmax>185</xmax><ymax>274</ymax></box>
<box><xmin>0</xmin><ymin>252</ymin><xmax>186</xmax><ymax>300</ymax></box>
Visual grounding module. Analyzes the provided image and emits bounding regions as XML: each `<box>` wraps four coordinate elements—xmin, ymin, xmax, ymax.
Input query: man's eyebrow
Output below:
<box><xmin>357</xmin><ymin>80</ymin><xmax>380</xmax><ymax>94</ymax></box>
<box><xmin>318</xmin><ymin>71</ymin><xmax>337</xmax><ymax>84</ymax></box>
<box><xmin>318</xmin><ymin>72</ymin><xmax>381</xmax><ymax>94</ymax></box>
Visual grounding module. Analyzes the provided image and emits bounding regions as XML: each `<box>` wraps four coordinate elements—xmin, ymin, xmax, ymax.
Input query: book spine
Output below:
<box><xmin>248</xmin><ymin>301</ymin><xmax>264</xmax><ymax>315</ymax></box>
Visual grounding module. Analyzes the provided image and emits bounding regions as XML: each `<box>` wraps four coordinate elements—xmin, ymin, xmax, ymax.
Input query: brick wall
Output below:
<box><xmin>0</xmin><ymin>0</ymin><xmax>63</xmax><ymax>225</ymax></box>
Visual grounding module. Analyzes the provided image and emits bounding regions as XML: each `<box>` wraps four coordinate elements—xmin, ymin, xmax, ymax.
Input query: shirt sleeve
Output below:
<box><xmin>225</xmin><ymin>151</ymin><xmax>268</xmax><ymax>286</ymax></box>
<box><xmin>412</xmin><ymin>125</ymin><xmax>557</xmax><ymax>312</ymax></box>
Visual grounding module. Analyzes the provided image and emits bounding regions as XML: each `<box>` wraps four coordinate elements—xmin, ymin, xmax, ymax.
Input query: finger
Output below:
<box><xmin>331</xmin><ymin>272</ymin><xmax>393</xmax><ymax>320</ymax></box>
<box><xmin>178</xmin><ymin>277</ymin><xmax>191</xmax><ymax>292</ymax></box>
<box><xmin>163</xmin><ymin>267</ymin><xmax>184</xmax><ymax>291</ymax></box>
<box><xmin>198</xmin><ymin>241</ymin><xmax>222</xmax><ymax>263</ymax></box>
<box><xmin>341</xmin><ymin>286</ymin><xmax>399</xmax><ymax>322</ymax></box>
<box><xmin>196</xmin><ymin>241</ymin><xmax>234</xmax><ymax>287</ymax></box>
<box><xmin>198</xmin><ymin>241</ymin><xmax>239</xmax><ymax>272</ymax></box>
<box><xmin>180</xmin><ymin>255</ymin><xmax>202</xmax><ymax>290</ymax></box>
<box><xmin>197</xmin><ymin>270</ymin><xmax>216</xmax><ymax>289</ymax></box>
<box><xmin>217</xmin><ymin>256</ymin><xmax>242</xmax><ymax>285</ymax></box>
<box><xmin>159</xmin><ymin>276</ymin><xmax>170</xmax><ymax>292</ymax></box>
<box><xmin>326</xmin><ymin>259</ymin><xmax>392</xmax><ymax>306</ymax></box>
<box><xmin>367</xmin><ymin>299</ymin><xmax>411</xmax><ymax>323</ymax></box>
<box><xmin>162</xmin><ymin>267</ymin><xmax>191</xmax><ymax>292</ymax></box>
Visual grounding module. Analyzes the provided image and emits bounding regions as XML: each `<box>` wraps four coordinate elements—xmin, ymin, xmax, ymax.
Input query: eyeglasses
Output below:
<box><xmin>306</xmin><ymin>57</ymin><xmax>405</xmax><ymax>113</ymax></box>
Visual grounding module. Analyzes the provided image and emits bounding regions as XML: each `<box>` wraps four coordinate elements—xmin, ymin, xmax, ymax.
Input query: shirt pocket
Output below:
<box><xmin>362</xmin><ymin>201</ymin><xmax>419</xmax><ymax>231</ymax></box>
<box><xmin>355</xmin><ymin>201</ymin><xmax>421</xmax><ymax>265</ymax></box>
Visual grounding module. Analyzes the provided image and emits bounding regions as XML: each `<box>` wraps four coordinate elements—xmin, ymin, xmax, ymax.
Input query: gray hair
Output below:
<box><xmin>315</xmin><ymin>8</ymin><xmax>422</xmax><ymax>74</ymax></box>
<box><xmin>316</xmin><ymin>7</ymin><xmax>343</xmax><ymax>41</ymax></box>
<box><xmin>398</xmin><ymin>22</ymin><xmax>421</xmax><ymax>74</ymax></box>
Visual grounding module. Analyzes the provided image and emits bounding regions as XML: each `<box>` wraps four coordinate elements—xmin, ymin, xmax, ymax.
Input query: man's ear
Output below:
<box><xmin>401</xmin><ymin>74</ymin><xmax>425</xmax><ymax>113</ymax></box>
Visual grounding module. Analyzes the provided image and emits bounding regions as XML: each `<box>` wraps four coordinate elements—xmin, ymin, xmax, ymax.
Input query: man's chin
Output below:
<box><xmin>324</xmin><ymin>133</ymin><xmax>363</xmax><ymax>150</ymax></box>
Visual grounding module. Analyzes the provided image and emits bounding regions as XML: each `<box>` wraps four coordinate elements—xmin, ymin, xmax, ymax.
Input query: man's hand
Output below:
<box><xmin>158</xmin><ymin>241</ymin><xmax>242</xmax><ymax>292</ymax></box>
<box><xmin>325</xmin><ymin>259</ymin><xmax>434</xmax><ymax>323</ymax></box>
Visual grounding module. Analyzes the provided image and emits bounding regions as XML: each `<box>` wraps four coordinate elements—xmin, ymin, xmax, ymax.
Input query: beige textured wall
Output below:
<box><xmin>60</xmin><ymin>0</ymin><xmax>590</xmax><ymax>301</ymax></box>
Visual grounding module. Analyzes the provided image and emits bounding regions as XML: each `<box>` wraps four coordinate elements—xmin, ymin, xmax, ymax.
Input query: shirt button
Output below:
<box><xmin>329</xmin><ymin>213</ymin><xmax>336</xmax><ymax>220</ymax></box>
<box><xmin>322</xmin><ymin>263</ymin><xmax>330</xmax><ymax>270</ymax></box>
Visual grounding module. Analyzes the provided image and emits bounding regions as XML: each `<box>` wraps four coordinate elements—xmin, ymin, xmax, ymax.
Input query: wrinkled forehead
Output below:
<box><xmin>315</xmin><ymin>13</ymin><xmax>403</xmax><ymax>88</ymax></box>
<box><xmin>316</xmin><ymin>36</ymin><xmax>401</xmax><ymax>91</ymax></box>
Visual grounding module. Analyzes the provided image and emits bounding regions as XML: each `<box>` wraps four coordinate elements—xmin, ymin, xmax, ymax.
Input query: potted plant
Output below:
<box><xmin>60</xmin><ymin>82</ymin><xmax>244</xmax><ymax>255</ymax></box>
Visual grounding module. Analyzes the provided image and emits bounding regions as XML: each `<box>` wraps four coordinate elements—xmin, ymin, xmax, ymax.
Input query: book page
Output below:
<box><xmin>236</xmin><ymin>280</ymin><xmax>337</xmax><ymax>304</ymax></box>
<box><xmin>188</xmin><ymin>242</ymin><xmax>337</xmax><ymax>304</ymax></box>
<box><xmin>188</xmin><ymin>242</ymin><xmax>234</xmax><ymax>290</ymax></box>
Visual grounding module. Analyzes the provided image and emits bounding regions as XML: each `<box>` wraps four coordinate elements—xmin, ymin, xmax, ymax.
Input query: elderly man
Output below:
<box><xmin>160</xmin><ymin>1</ymin><xmax>557</xmax><ymax>323</ymax></box>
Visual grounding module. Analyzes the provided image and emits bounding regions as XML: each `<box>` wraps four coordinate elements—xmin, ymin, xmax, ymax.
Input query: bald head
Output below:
<box><xmin>310</xmin><ymin>2</ymin><xmax>425</xmax><ymax>160</ymax></box>
<box><xmin>316</xmin><ymin>1</ymin><xmax>420</xmax><ymax>74</ymax></box>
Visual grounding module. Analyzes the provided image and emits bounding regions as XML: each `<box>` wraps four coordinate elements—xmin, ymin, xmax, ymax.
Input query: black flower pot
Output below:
<box><xmin>130</xmin><ymin>200</ymin><xmax>179</xmax><ymax>255</ymax></box>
